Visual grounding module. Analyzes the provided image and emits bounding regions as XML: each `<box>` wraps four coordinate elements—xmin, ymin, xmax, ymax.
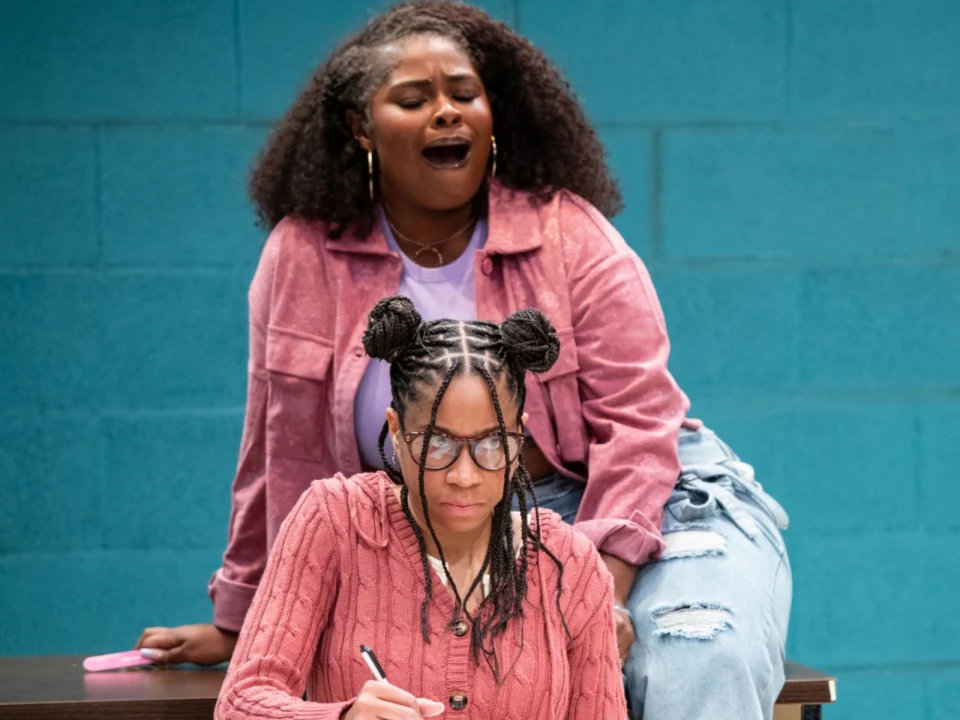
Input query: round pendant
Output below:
<box><xmin>412</xmin><ymin>246</ymin><xmax>444</xmax><ymax>266</ymax></box>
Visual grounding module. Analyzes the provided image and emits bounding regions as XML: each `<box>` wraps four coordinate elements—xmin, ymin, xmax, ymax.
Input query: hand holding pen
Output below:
<box><xmin>341</xmin><ymin>645</ymin><xmax>445</xmax><ymax>719</ymax></box>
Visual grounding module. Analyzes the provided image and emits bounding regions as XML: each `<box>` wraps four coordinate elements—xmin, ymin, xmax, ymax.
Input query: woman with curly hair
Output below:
<box><xmin>139</xmin><ymin>2</ymin><xmax>791</xmax><ymax>718</ymax></box>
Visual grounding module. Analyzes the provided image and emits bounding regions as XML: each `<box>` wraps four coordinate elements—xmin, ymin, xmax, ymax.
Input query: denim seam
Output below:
<box><xmin>755</xmin><ymin>554</ymin><xmax>786</xmax><ymax>704</ymax></box>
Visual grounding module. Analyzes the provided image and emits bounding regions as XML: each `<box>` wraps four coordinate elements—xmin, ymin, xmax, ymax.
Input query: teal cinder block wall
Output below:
<box><xmin>2</xmin><ymin>3</ymin><xmax>958</xmax><ymax>717</ymax></box>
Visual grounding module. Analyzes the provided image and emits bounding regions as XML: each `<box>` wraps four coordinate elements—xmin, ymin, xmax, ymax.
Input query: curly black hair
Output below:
<box><xmin>363</xmin><ymin>296</ymin><xmax>569</xmax><ymax>679</ymax></box>
<box><xmin>250</xmin><ymin>0</ymin><xmax>622</xmax><ymax>235</ymax></box>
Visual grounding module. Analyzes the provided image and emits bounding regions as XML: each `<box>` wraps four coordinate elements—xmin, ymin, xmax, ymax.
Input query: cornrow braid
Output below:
<box><xmin>470</xmin><ymin>362</ymin><xmax>522</xmax><ymax>679</ymax></box>
<box><xmin>519</xmin><ymin>464</ymin><xmax>571</xmax><ymax>640</ymax></box>
<box><xmin>413</xmin><ymin>363</ymin><xmax>466</xmax><ymax>610</ymax></box>
<box><xmin>362</xmin><ymin>296</ymin><xmax>566</xmax><ymax>679</ymax></box>
<box><xmin>399</xmin><ymin>484</ymin><xmax>435</xmax><ymax>639</ymax></box>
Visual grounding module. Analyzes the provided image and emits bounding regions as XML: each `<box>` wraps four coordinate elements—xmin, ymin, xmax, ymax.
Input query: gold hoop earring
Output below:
<box><xmin>367</xmin><ymin>150</ymin><xmax>375</xmax><ymax>200</ymax></box>
<box><xmin>490</xmin><ymin>135</ymin><xmax>497</xmax><ymax>178</ymax></box>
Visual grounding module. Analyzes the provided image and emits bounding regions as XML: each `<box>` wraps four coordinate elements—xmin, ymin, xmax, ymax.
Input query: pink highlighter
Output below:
<box><xmin>83</xmin><ymin>650</ymin><xmax>154</xmax><ymax>672</ymax></box>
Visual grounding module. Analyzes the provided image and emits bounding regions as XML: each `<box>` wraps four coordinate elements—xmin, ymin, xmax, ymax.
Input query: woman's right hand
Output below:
<box><xmin>342</xmin><ymin>680</ymin><xmax>445</xmax><ymax>719</ymax></box>
<box><xmin>135</xmin><ymin>623</ymin><xmax>238</xmax><ymax>666</ymax></box>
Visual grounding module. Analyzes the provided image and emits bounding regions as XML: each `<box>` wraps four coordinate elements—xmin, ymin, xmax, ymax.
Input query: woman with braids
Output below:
<box><xmin>140</xmin><ymin>2</ymin><xmax>792</xmax><ymax>718</ymax></box>
<box><xmin>214</xmin><ymin>298</ymin><xmax>627</xmax><ymax>719</ymax></box>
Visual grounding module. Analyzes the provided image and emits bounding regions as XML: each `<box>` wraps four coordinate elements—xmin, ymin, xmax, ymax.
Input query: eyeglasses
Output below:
<box><xmin>400</xmin><ymin>424</ymin><xmax>526</xmax><ymax>471</ymax></box>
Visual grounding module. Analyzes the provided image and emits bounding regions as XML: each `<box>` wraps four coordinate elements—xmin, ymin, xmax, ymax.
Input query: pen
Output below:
<box><xmin>360</xmin><ymin>644</ymin><xmax>387</xmax><ymax>682</ymax></box>
<box><xmin>360</xmin><ymin>644</ymin><xmax>445</xmax><ymax>717</ymax></box>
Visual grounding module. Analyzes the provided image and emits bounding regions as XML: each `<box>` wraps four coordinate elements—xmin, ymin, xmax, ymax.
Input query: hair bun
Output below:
<box><xmin>363</xmin><ymin>296</ymin><xmax>423</xmax><ymax>362</ymax></box>
<box><xmin>501</xmin><ymin>308</ymin><xmax>560</xmax><ymax>374</ymax></box>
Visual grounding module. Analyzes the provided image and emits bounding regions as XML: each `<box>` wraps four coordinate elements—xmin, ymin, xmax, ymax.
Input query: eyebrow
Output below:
<box><xmin>389</xmin><ymin>73</ymin><xmax>478</xmax><ymax>90</ymax></box>
<box><xmin>421</xmin><ymin>424</ymin><xmax>511</xmax><ymax>436</ymax></box>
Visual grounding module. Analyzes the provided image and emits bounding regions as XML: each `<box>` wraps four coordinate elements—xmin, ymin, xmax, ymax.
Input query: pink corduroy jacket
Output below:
<box><xmin>210</xmin><ymin>181</ymin><xmax>694</xmax><ymax>632</ymax></box>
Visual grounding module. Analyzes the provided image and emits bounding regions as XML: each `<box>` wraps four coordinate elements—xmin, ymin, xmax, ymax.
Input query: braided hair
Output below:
<box><xmin>362</xmin><ymin>296</ymin><xmax>568</xmax><ymax>678</ymax></box>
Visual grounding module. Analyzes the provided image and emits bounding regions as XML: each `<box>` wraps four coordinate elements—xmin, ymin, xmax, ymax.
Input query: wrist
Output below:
<box><xmin>599</xmin><ymin>552</ymin><xmax>639</xmax><ymax>607</ymax></box>
<box><xmin>214</xmin><ymin>626</ymin><xmax>239</xmax><ymax>654</ymax></box>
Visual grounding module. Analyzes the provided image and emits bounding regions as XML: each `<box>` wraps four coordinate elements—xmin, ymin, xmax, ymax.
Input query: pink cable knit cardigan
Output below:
<box><xmin>215</xmin><ymin>472</ymin><xmax>627</xmax><ymax>720</ymax></box>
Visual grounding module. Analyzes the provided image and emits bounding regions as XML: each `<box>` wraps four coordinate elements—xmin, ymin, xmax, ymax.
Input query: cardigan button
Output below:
<box><xmin>481</xmin><ymin>257</ymin><xmax>494</xmax><ymax>275</ymax></box>
<box><xmin>451</xmin><ymin>619</ymin><xmax>469</xmax><ymax>637</ymax></box>
<box><xmin>449</xmin><ymin>692</ymin><xmax>468</xmax><ymax>710</ymax></box>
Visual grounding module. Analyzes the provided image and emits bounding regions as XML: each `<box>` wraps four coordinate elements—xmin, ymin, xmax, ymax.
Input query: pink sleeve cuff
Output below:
<box><xmin>574</xmin><ymin>513</ymin><xmax>665</xmax><ymax>566</ymax></box>
<box><xmin>209</xmin><ymin>569</ymin><xmax>259</xmax><ymax>633</ymax></box>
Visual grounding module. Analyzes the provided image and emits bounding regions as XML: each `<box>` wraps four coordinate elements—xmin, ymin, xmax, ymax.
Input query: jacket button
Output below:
<box><xmin>449</xmin><ymin>692</ymin><xmax>468</xmax><ymax>710</ymax></box>
<box><xmin>481</xmin><ymin>257</ymin><xmax>494</xmax><ymax>275</ymax></box>
<box><xmin>451</xmin><ymin>620</ymin><xmax>469</xmax><ymax>637</ymax></box>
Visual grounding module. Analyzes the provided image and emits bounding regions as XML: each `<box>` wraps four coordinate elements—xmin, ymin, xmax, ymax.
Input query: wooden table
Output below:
<box><xmin>774</xmin><ymin>662</ymin><xmax>837</xmax><ymax>720</ymax></box>
<box><xmin>0</xmin><ymin>656</ymin><xmax>224</xmax><ymax>719</ymax></box>
<box><xmin>0</xmin><ymin>655</ymin><xmax>835</xmax><ymax>719</ymax></box>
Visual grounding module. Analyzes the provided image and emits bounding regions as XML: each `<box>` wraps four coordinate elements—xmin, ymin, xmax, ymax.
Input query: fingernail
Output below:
<box><xmin>140</xmin><ymin>648</ymin><xmax>160</xmax><ymax>659</ymax></box>
<box><xmin>418</xmin><ymin>698</ymin><xmax>446</xmax><ymax>717</ymax></box>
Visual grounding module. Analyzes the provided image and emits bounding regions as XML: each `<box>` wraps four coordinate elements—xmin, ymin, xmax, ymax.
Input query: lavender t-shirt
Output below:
<box><xmin>354</xmin><ymin>211</ymin><xmax>489</xmax><ymax>469</ymax></box>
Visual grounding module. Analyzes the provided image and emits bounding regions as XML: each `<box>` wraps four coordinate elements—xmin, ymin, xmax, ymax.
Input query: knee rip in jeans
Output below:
<box><xmin>651</xmin><ymin>602</ymin><xmax>734</xmax><ymax>641</ymax></box>
<box><xmin>660</xmin><ymin>525</ymin><xmax>726</xmax><ymax>560</ymax></box>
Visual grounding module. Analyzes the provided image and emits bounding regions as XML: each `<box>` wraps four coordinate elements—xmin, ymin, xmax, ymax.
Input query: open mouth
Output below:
<box><xmin>421</xmin><ymin>138</ymin><xmax>471</xmax><ymax>169</ymax></box>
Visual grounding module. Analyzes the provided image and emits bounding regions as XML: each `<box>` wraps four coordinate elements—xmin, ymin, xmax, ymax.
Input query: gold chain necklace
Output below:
<box><xmin>386</xmin><ymin>215</ymin><xmax>475</xmax><ymax>266</ymax></box>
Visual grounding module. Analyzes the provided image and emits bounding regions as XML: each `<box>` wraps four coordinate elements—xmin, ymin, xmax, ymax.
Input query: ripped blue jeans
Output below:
<box><xmin>517</xmin><ymin>426</ymin><xmax>791</xmax><ymax>720</ymax></box>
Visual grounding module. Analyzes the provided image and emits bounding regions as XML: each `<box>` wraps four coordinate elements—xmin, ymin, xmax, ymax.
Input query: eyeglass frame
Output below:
<box><xmin>397</xmin><ymin>422</ymin><xmax>526</xmax><ymax>471</ymax></box>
